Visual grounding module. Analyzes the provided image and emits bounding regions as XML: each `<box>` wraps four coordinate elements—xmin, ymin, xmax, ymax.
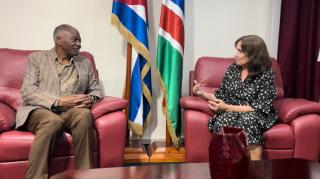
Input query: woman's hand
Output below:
<box><xmin>193</xmin><ymin>80</ymin><xmax>218</xmax><ymax>101</ymax></box>
<box><xmin>208</xmin><ymin>99</ymin><xmax>229</xmax><ymax>112</ymax></box>
<box><xmin>192</xmin><ymin>80</ymin><xmax>203</xmax><ymax>96</ymax></box>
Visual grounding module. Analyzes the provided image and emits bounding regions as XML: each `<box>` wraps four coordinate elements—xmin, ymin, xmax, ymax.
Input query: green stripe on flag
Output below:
<box><xmin>156</xmin><ymin>35</ymin><xmax>182</xmax><ymax>146</ymax></box>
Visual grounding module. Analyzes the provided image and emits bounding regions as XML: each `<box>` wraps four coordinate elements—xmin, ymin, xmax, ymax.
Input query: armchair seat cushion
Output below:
<box><xmin>0</xmin><ymin>130</ymin><xmax>97</xmax><ymax>162</ymax></box>
<box><xmin>0</xmin><ymin>131</ymin><xmax>33</xmax><ymax>162</ymax></box>
<box><xmin>263</xmin><ymin>124</ymin><xmax>294</xmax><ymax>149</ymax></box>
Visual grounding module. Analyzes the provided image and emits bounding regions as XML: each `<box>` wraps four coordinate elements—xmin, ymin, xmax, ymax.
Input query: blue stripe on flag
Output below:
<box><xmin>112</xmin><ymin>1</ymin><xmax>149</xmax><ymax>48</ymax></box>
<box><xmin>170</xmin><ymin>0</ymin><xmax>184</xmax><ymax>12</ymax></box>
<box><xmin>140</xmin><ymin>57</ymin><xmax>152</xmax><ymax>90</ymax></box>
<box><xmin>129</xmin><ymin>55</ymin><xmax>142</xmax><ymax>122</ymax></box>
<box><xmin>140</xmin><ymin>57</ymin><xmax>152</xmax><ymax>122</ymax></box>
<box><xmin>143</xmin><ymin>95</ymin><xmax>150</xmax><ymax>121</ymax></box>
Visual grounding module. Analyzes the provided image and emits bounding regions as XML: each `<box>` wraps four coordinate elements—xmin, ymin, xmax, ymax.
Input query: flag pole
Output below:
<box><xmin>124</xmin><ymin>43</ymin><xmax>132</xmax><ymax>144</ymax></box>
<box><xmin>123</xmin><ymin>43</ymin><xmax>149</xmax><ymax>163</ymax></box>
<box><xmin>165</xmin><ymin>120</ymin><xmax>173</xmax><ymax>146</ymax></box>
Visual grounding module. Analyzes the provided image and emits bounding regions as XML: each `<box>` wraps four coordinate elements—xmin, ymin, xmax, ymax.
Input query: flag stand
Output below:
<box><xmin>123</xmin><ymin>43</ymin><xmax>149</xmax><ymax>164</ymax></box>
<box><xmin>148</xmin><ymin>119</ymin><xmax>185</xmax><ymax>163</ymax></box>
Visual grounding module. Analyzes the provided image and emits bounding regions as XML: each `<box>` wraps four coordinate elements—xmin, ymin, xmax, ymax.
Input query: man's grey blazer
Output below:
<box><xmin>16</xmin><ymin>48</ymin><xmax>103</xmax><ymax>128</ymax></box>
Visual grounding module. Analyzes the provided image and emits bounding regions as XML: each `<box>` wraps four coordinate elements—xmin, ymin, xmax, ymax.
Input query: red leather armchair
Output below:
<box><xmin>180</xmin><ymin>57</ymin><xmax>320</xmax><ymax>162</ymax></box>
<box><xmin>0</xmin><ymin>48</ymin><xmax>128</xmax><ymax>179</ymax></box>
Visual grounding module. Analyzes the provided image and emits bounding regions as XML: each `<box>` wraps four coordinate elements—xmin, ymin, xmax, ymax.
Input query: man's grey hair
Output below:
<box><xmin>53</xmin><ymin>24</ymin><xmax>76</xmax><ymax>39</ymax></box>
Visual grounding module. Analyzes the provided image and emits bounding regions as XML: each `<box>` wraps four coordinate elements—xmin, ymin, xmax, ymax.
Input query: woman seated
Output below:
<box><xmin>193</xmin><ymin>35</ymin><xmax>278</xmax><ymax>160</ymax></box>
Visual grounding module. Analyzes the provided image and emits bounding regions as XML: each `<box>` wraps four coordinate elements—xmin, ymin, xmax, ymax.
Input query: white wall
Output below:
<box><xmin>0</xmin><ymin>0</ymin><xmax>281</xmax><ymax>141</ymax></box>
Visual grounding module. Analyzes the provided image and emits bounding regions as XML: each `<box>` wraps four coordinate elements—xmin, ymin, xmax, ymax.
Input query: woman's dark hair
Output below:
<box><xmin>234</xmin><ymin>35</ymin><xmax>271</xmax><ymax>76</ymax></box>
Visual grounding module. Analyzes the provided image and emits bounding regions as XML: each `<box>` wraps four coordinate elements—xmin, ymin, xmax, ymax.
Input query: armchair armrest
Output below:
<box><xmin>91</xmin><ymin>96</ymin><xmax>127</xmax><ymax>167</ymax></box>
<box><xmin>180</xmin><ymin>96</ymin><xmax>213</xmax><ymax>116</ymax></box>
<box><xmin>0</xmin><ymin>102</ymin><xmax>16</xmax><ymax>132</ymax></box>
<box><xmin>0</xmin><ymin>87</ymin><xmax>22</xmax><ymax>111</ymax></box>
<box><xmin>94</xmin><ymin>111</ymin><xmax>126</xmax><ymax>167</ymax></box>
<box><xmin>274</xmin><ymin>98</ymin><xmax>320</xmax><ymax>124</ymax></box>
<box><xmin>91</xmin><ymin>96</ymin><xmax>128</xmax><ymax>120</ymax></box>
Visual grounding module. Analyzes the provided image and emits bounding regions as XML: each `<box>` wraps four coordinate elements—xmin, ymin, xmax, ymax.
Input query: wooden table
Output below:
<box><xmin>51</xmin><ymin>159</ymin><xmax>320</xmax><ymax>179</ymax></box>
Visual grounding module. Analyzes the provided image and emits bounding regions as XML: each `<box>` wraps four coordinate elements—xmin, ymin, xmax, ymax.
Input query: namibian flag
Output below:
<box><xmin>156</xmin><ymin>0</ymin><xmax>184</xmax><ymax>146</ymax></box>
<box><xmin>112</xmin><ymin>0</ymin><xmax>152</xmax><ymax>136</ymax></box>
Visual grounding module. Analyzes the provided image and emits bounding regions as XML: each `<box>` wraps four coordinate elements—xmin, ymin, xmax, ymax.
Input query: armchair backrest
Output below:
<box><xmin>0</xmin><ymin>48</ymin><xmax>97</xmax><ymax>111</ymax></box>
<box><xmin>191</xmin><ymin>57</ymin><xmax>284</xmax><ymax>99</ymax></box>
<box><xmin>271</xmin><ymin>59</ymin><xmax>284</xmax><ymax>100</ymax></box>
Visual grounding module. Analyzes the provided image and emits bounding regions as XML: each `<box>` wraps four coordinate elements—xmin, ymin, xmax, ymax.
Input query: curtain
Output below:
<box><xmin>277</xmin><ymin>0</ymin><xmax>320</xmax><ymax>101</ymax></box>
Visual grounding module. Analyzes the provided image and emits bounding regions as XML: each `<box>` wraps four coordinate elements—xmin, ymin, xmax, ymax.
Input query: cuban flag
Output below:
<box><xmin>112</xmin><ymin>0</ymin><xmax>152</xmax><ymax>136</ymax></box>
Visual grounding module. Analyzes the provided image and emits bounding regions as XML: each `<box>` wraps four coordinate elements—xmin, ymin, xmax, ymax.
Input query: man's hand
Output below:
<box><xmin>74</xmin><ymin>95</ymin><xmax>93</xmax><ymax>108</ymax></box>
<box><xmin>58</xmin><ymin>94</ymin><xmax>92</xmax><ymax>109</ymax></box>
